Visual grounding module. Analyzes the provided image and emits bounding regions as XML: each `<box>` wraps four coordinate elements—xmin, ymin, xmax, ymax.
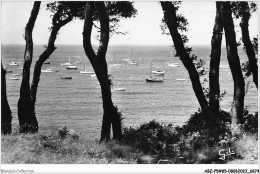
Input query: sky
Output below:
<box><xmin>1</xmin><ymin>1</ymin><xmax>258</xmax><ymax>46</ymax></box>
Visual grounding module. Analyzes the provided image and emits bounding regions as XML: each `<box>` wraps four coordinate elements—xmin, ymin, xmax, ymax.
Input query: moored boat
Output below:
<box><xmin>146</xmin><ymin>77</ymin><xmax>164</xmax><ymax>82</ymax></box>
<box><xmin>152</xmin><ymin>70</ymin><xmax>165</xmax><ymax>75</ymax></box>
<box><xmin>9</xmin><ymin>61</ymin><xmax>18</xmax><ymax>66</ymax></box>
<box><xmin>41</xmin><ymin>68</ymin><xmax>54</xmax><ymax>73</ymax></box>
<box><xmin>114</xmin><ymin>87</ymin><xmax>126</xmax><ymax>91</ymax></box>
<box><xmin>61</xmin><ymin>76</ymin><xmax>72</xmax><ymax>79</ymax></box>
<box><xmin>10</xmin><ymin>77</ymin><xmax>19</xmax><ymax>80</ymax></box>
<box><xmin>167</xmin><ymin>63</ymin><xmax>180</xmax><ymax>67</ymax></box>
<box><xmin>67</xmin><ymin>65</ymin><xmax>77</xmax><ymax>70</ymax></box>
<box><xmin>12</xmin><ymin>73</ymin><xmax>21</xmax><ymax>76</ymax></box>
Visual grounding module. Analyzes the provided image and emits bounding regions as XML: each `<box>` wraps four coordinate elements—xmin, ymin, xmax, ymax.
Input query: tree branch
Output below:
<box><xmin>96</xmin><ymin>2</ymin><xmax>109</xmax><ymax>58</ymax></box>
<box><xmin>83</xmin><ymin>2</ymin><xmax>97</xmax><ymax>63</ymax></box>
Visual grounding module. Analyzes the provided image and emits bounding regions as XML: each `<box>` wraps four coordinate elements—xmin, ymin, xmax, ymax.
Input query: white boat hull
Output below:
<box><xmin>146</xmin><ymin>78</ymin><xmax>164</xmax><ymax>82</ymax></box>
<box><xmin>152</xmin><ymin>71</ymin><xmax>165</xmax><ymax>75</ymax></box>
<box><xmin>114</xmin><ymin>87</ymin><xmax>126</xmax><ymax>91</ymax></box>
<box><xmin>61</xmin><ymin>63</ymin><xmax>72</xmax><ymax>66</ymax></box>
<box><xmin>80</xmin><ymin>71</ymin><xmax>95</xmax><ymax>74</ymax></box>
<box><xmin>12</xmin><ymin>74</ymin><xmax>21</xmax><ymax>76</ymax></box>
<box><xmin>67</xmin><ymin>66</ymin><xmax>77</xmax><ymax>70</ymax></box>
<box><xmin>167</xmin><ymin>63</ymin><xmax>180</xmax><ymax>67</ymax></box>
<box><xmin>41</xmin><ymin>69</ymin><xmax>54</xmax><ymax>73</ymax></box>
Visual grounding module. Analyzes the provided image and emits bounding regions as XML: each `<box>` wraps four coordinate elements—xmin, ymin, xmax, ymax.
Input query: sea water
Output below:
<box><xmin>1</xmin><ymin>44</ymin><xmax>258</xmax><ymax>139</ymax></box>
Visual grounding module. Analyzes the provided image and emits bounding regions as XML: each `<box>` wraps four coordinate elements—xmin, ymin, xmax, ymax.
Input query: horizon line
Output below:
<box><xmin>1</xmin><ymin>43</ymin><xmax>212</xmax><ymax>47</ymax></box>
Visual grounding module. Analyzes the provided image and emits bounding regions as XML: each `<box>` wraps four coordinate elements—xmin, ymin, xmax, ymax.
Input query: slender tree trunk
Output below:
<box><xmin>1</xmin><ymin>63</ymin><xmax>12</xmax><ymax>134</ymax></box>
<box><xmin>161</xmin><ymin>2</ymin><xmax>208</xmax><ymax>110</ymax></box>
<box><xmin>18</xmin><ymin>1</ymin><xmax>40</xmax><ymax>133</ymax></box>
<box><xmin>240</xmin><ymin>2</ymin><xmax>258</xmax><ymax>89</ymax></box>
<box><xmin>31</xmin><ymin>13</ymin><xmax>73</xmax><ymax>108</ymax></box>
<box><xmin>83</xmin><ymin>2</ymin><xmax>122</xmax><ymax>141</ymax></box>
<box><xmin>221</xmin><ymin>2</ymin><xmax>245</xmax><ymax>124</ymax></box>
<box><xmin>209</xmin><ymin>2</ymin><xmax>223</xmax><ymax>113</ymax></box>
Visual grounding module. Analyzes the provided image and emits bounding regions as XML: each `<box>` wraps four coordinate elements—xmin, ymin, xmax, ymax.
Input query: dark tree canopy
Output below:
<box><xmin>48</xmin><ymin>1</ymin><xmax>137</xmax><ymax>35</ymax></box>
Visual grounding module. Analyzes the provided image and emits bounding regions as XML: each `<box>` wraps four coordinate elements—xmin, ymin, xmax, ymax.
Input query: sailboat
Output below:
<box><xmin>66</xmin><ymin>55</ymin><xmax>77</xmax><ymax>70</ymax></box>
<box><xmin>127</xmin><ymin>51</ymin><xmax>138</xmax><ymax>65</ymax></box>
<box><xmin>146</xmin><ymin>62</ymin><xmax>164</xmax><ymax>82</ymax></box>
<box><xmin>9</xmin><ymin>61</ymin><xmax>18</xmax><ymax>66</ymax></box>
<box><xmin>80</xmin><ymin>61</ymin><xmax>95</xmax><ymax>74</ymax></box>
<box><xmin>66</xmin><ymin>64</ymin><xmax>77</xmax><ymax>70</ymax></box>
<box><xmin>61</xmin><ymin>55</ymin><xmax>73</xmax><ymax>66</ymax></box>
<box><xmin>9</xmin><ymin>50</ymin><xmax>19</xmax><ymax>66</ymax></box>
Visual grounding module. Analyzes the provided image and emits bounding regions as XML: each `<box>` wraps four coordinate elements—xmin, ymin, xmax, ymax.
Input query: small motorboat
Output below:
<box><xmin>176</xmin><ymin>78</ymin><xmax>186</xmax><ymax>81</ymax></box>
<box><xmin>10</xmin><ymin>77</ymin><xmax>19</xmax><ymax>80</ymax></box>
<box><xmin>61</xmin><ymin>62</ymin><xmax>72</xmax><ymax>66</ymax></box>
<box><xmin>128</xmin><ymin>60</ymin><xmax>138</xmax><ymax>65</ymax></box>
<box><xmin>110</xmin><ymin>64</ymin><xmax>123</xmax><ymax>67</ymax></box>
<box><xmin>12</xmin><ymin>73</ymin><xmax>21</xmax><ymax>76</ymax></box>
<box><xmin>114</xmin><ymin>87</ymin><xmax>126</xmax><ymax>91</ymax></box>
<box><xmin>66</xmin><ymin>65</ymin><xmax>77</xmax><ymax>70</ymax></box>
<box><xmin>123</xmin><ymin>58</ymin><xmax>130</xmax><ymax>61</ymax></box>
<box><xmin>167</xmin><ymin>63</ymin><xmax>180</xmax><ymax>67</ymax></box>
<box><xmin>44</xmin><ymin>61</ymin><xmax>50</xmax><ymax>64</ymax></box>
<box><xmin>41</xmin><ymin>68</ymin><xmax>54</xmax><ymax>73</ymax></box>
<box><xmin>146</xmin><ymin>77</ymin><xmax>164</xmax><ymax>82</ymax></box>
<box><xmin>61</xmin><ymin>76</ymin><xmax>72</xmax><ymax>80</ymax></box>
<box><xmin>80</xmin><ymin>70</ymin><xmax>95</xmax><ymax>74</ymax></box>
<box><xmin>91</xmin><ymin>74</ymin><xmax>97</xmax><ymax>78</ymax></box>
<box><xmin>9</xmin><ymin>61</ymin><xmax>18</xmax><ymax>66</ymax></box>
<box><xmin>152</xmin><ymin>70</ymin><xmax>165</xmax><ymax>75</ymax></box>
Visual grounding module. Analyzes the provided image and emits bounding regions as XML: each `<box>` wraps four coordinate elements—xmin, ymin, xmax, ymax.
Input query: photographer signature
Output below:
<box><xmin>219</xmin><ymin>148</ymin><xmax>235</xmax><ymax>160</ymax></box>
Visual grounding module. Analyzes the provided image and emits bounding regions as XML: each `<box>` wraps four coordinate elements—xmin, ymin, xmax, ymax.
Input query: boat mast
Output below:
<box><xmin>150</xmin><ymin>61</ymin><xmax>152</xmax><ymax>78</ymax></box>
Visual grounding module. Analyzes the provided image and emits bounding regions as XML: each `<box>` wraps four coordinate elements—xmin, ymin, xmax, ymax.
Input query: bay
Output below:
<box><xmin>1</xmin><ymin>44</ymin><xmax>257</xmax><ymax>139</ymax></box>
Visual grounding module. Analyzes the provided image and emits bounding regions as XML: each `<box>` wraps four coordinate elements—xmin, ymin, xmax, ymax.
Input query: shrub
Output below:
<box><xmin>122</xmin><ymin>120</ymin><xmax>179</xmax><ymax>154</ymax></box>
<box><xmin>240</xmin><ymin>109</ymin><xmax>258</xmax><ymax>134</ymax></box>
<box><xmin>175</xmin><ymin>109</ymin><xmax>231</xmax><ymax>145</ymax></box>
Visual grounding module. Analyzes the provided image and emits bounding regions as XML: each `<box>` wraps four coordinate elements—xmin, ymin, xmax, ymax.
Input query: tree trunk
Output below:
<box><xmin>221</xmin><ymin>2</ymin><xmax>245</xmax><ymax>124</ymax></box>
<box><xmin>240</xmin><ymin>2</ymin><xmax>258</xmax><ymax>89</ymax></box>
<box><xmin>83</xmin><ymin>2</ymin><xmax>122</xmax><ymax>141</ymax></box>
<box><xmin>18</xmin><ymin>1</ymin><xmax>40</xmax><ymax>133</ymax></box>
<box><xmin>161</xmin><ymin>2</ymin><xmax>208</xmax><ymax>110</ymax></box>
<box><xmin>209</xmin><ymin>2</ymin><xmax>223</xmax><ymax>113</ymax></box>
<box><xmin>1</xmin><ymin>63</ymin><xmax>12</xmax><ymax>134</ymax></box>
<box><xmin>30</xmin><ymin>13</ymin><xmax>73</xmax><ymax>108</ymax></box>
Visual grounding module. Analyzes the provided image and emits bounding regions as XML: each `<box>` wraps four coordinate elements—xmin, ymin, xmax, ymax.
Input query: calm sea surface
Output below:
<box><xmin>1</xmin><ymin>44</ymin><xmax>258</xmax><ymax>139</ymax></box>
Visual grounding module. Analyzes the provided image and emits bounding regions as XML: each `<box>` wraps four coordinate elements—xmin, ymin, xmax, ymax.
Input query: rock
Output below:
<box><xmin>157</xmin><ymin>159</ymin><xmax>172</xmax><ymax>164</ymax></box>
<box><xmin>137</xmin><ymin>155</ymin><xmax>159</xmax><ymax>164</ymax></box>
<box><xmin>67</xmin><ymin>129</ymin><xmax>79</xmax><ymax>140</ymax></box>
<box><xmin>175</xmin><ymin>156</ymin><xmax>186</xmax><ymax>164</ymax></box>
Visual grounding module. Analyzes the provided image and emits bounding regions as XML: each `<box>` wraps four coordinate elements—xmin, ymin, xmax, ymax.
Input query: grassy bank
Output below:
<box><xmin>1</xmin><ymin>110</ymin><xmax>258</xmax><ymax>164</ymax></box>
<box><xmin>1</xmin><ymin>127</ymin><xmax>143</xmax><ymax>164</ymax></box>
